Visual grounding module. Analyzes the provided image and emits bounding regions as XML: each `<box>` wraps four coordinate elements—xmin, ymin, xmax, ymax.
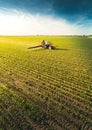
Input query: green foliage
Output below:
<box><xmin>0</xmin><ymin>36</ymin><xmax>92</xmax><ymax>130</ymax></box>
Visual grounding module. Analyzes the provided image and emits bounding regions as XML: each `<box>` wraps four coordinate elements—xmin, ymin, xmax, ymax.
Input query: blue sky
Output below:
<box><xmin>0</xmin><ymin>0</ymin><xmax>92</xmax><ymax>35</ymax></box>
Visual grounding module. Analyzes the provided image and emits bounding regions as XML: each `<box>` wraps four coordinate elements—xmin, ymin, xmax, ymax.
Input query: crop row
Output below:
<box><xmin>0</xmin><ymin>40</ymin><xmax>92</xmax><ymax>130</ymax></box>
<box><xmin>0</xmin><ymin>62</ymin><xmax>92</xmax><ymax>130</ymax></box>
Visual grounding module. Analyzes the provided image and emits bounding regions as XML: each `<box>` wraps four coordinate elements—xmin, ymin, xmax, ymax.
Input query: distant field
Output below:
<box><xmin>0</xmin><ymin>36</ymin><xmax>92</xmax><ymax>130</ymax></box>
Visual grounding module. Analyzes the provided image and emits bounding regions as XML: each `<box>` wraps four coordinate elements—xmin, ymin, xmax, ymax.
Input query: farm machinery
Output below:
<box><xmin>28</xmin><ymin>40</ymin><xmax>55</xmax><ymax>50</ymax></box>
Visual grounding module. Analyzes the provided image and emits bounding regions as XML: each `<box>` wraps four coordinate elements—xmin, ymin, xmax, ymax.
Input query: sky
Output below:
<box><xmin>0</xmin><ymin>0</ymin><xmax>92</xmax><ymax>35</ymax></box>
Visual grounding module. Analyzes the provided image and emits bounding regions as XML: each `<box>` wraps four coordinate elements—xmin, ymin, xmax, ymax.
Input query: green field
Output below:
<box><xmin>0</xmin><ymin>36</ymin><xmax>92</xmax><ymax>130</ymax></box>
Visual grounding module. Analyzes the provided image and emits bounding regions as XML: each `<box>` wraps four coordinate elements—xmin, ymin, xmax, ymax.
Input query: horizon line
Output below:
<box><xmin>0</xmin><ymin>34</ymin><xmax>92</xmax><ymax>37</ymax></box>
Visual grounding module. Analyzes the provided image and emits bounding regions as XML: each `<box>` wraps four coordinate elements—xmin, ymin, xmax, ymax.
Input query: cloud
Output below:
<box><xmin>0</xmin><ymin>8</ymin><xmax>92</xmax><ymax>35</ymax></box>
<box><xmin>0</xmin><ymin>0</ymin><xmax>92</xmax><ymax>22</ymax></box>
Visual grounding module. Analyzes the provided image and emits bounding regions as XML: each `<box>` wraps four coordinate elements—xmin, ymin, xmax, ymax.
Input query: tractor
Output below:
<box><xmin>28</xmin><ymin>40</ymin><xmax>55</xmax><ymax>50</ymax></box>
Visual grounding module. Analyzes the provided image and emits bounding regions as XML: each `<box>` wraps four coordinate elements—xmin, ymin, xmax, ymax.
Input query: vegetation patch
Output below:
<box><xmin>0</xmin><ymin>36</ymin><xmax>92</xmax><ymax>130</ymax></box>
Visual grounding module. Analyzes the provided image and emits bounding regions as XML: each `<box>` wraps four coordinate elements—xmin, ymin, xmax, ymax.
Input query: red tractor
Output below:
<box><xmin>28</xmin><ymin>40</ymin><xmax>55</xmax><ymax>50</ymax></box>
